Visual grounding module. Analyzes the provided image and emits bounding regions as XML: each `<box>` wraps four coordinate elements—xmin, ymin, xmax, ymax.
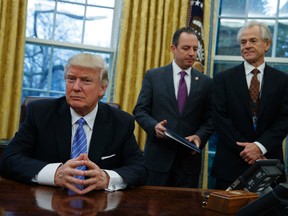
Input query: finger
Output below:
<box><xmin>81</xmin><ymin>185</ymin><xmax>97</xmax><ymax>195</ymax></box>
<box><xmin>84</xmin><ymin>160</ymin><xmax>101</xmax><ymax>171</ymax></box>
<box><xmin>78</xmin><ymin>153</ymin><xmax>89</xmax><ymax>160</ymax></box>
<box><xmin>236</xmin><ymin>142</ymin><xmax>246</xmax><ymax>146</ymax></box>
<box><xmin>66</xmin><ymin>183</ymin><xmax>84</xmax><ymax>195</ymax></box>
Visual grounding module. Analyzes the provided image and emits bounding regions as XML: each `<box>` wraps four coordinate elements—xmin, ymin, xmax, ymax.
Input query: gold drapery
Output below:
<box><xmin>0</xmin><ymin>0</ymin><xmax>27</xmax><ymax>139</ymax></box>
<box><xmin>114</xmin><ymin>0</ymin><xmax>190</xmax><ymax>150</ymax></box>
<box><xmin>201</xmin><ymin>0</ymin><xmax>218</xmax><ymax>189</ymax></box>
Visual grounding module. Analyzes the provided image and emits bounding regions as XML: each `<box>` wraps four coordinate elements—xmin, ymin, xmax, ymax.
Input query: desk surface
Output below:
<box><xmin>0</xmin><ymin>177</ymin><xmax>227</xmax><ymax>216</ymax></box>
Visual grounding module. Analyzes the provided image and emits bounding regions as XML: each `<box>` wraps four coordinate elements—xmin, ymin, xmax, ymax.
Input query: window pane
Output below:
<box><xmin>213</xmin><ymin>61</ymin><xmax>240</xmax><ymax>76</ymax></box>
<box><xmin>50</xmin><ymin>48</ymin><xmax>78</xmax><ymax>92</ymax></box>
<box><xmin>216</xmin><ymin>19</ymin><xmax>244</xmax><ymax>55</ymax></box>
<box><xmin>26</xmin><ymin>0</ymin><xmax>55</xmax><ymax>39</ymax></box>
<box><xmin>269</xmin><ymin>62</ymin><xmax>288</xmax><ymax>74</ymax></box>
<box><xmin>54</xmin><ymin>2</ymin><xmax>85</xmax><ymax>43</ymax></box>
<box><xmin>219</xmin><ymin>0</ymin><xmax>245</xmax><ymax>17</ymax></box>
<box><xmin>23</xmin><ymin>43</ymin><xmax>51</xmax><ymax>91</ymax></box>
<box><xmin>279</xmin><ymin>0</ymin><xmax>288</xmax><ymax>17</ymax></box>
<box><xmin>87</xmin><ymin>0</ymin><xmax>115</xmax><ymax>7</ymax></box>
<box><xmin>248</xmin><ymin>0</ymin><xmax>277</xmax><ymax>17</ymax></box>
<box><xmin>214</xmin><ymin>61</ymin><xmax>288</xmax><ymax>77</ymax></box>
<box><xmin>277</xmin><ymin>20</ymin><xmax>288</xmax><ymax>57</ymax></box>
<box><xmin>59</xmin><ymin>0</ymin><xmax>85</xmax><ymax>3</ymax></box>
<box><xmin>84</xmin><ymin>7</ymin><xmax>113</xmax><ymax>46</ymax></box>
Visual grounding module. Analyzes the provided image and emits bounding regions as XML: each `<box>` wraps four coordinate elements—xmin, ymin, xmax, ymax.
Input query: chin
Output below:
<box><xmin>69</xmin><ymin>101</ymin><xmax>84</xmax><ymax>110</ymax></box>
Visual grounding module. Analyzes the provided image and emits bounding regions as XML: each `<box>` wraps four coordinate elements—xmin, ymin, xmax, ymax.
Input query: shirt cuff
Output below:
<box><xmin>254</xmin><ymin>141</ymin><xmax>267</xmax><ymax>155</ymax></box>
<box><xmin>103</xmin><ymin>170</ymin><xmax>127</xmax><ymax>191</ymax></box>
<box><xmin>36</xmin><ymin>163</ymin><xmax>62</xmax><ymax>186</ymax></box>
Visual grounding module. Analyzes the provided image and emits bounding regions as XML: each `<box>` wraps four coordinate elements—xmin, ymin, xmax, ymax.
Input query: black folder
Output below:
<box><xmin>164</xmin><ymin>129</ymin><xmax>201</xmax><ymax>153</ymax></box>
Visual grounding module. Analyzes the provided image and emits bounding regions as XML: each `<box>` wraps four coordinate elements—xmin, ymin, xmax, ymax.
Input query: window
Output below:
<box><xmin>23</xmin><ymin>0</ymin><xmax>122</xmax><ymax>101</ymax></box>
<box><xmin>213</xmin><ymin>0</ymin><xmax>288</xmax><ymax>76</ymax></box>
<box><xmin>207</xmin><ymin>0</ymin><xmax>288</xmax><ymax>188</ymax></box>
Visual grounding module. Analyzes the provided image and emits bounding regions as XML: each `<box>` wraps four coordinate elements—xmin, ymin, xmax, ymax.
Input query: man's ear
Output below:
<box><xmin>264</xmin><ymin>40</ymin><xmax>271</xmax><ymax>52</ymax></box>
<box><xmin>99</xmin><ymin>85</ymin><xmax>108</xmax><ymax>98</ymax></box>
<box><xmin>171</xmin><ymin>44</ymin><xmax>176</xmax><ymax>53</ymax></box>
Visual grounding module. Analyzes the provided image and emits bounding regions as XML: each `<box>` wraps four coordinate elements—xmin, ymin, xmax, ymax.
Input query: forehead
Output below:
<box><xmin>240</xmin><ymin>26</ymin><xmax>261</xmax><ymax>40</ymax></box>
<box><xmin>178</xmin><ymin>32</ymin><xmax>198</xmax><ymax>45</ymax></box>
<box><xmin>67</xmin><ymin>66</ymin><xmax>99</xmax><ymax>76</ymax></box>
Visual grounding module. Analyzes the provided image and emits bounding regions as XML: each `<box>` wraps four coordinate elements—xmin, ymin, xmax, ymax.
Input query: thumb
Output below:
<box><xmin>236</xmin><ymin>142</ymin><xmax>246</xmax><ymax>147</ymax></box>
<box><xmin>162</xmin><ymin>119</ymin><xmax>168</xmax><ymax>126</ymax></box>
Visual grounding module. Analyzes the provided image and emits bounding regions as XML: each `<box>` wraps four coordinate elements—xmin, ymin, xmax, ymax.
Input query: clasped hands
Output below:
<box><xmin>237</xmin><ymin>142</ymin><xmax>266</xmax><ymax>165</ymax></box>
<box><xmin>54</xmin><ymin>153</ymin><xmax>109</xmax><ymax>195</ymax></box>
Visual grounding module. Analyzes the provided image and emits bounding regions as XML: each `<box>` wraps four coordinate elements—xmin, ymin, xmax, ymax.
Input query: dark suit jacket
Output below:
<box><xmin>0</xmin><ymin>97</ymin><xmax>147</xmax><ymax>187</ymax></box>
<box><xmin>211</xmin><ymin>63</ymin><xmax>288</xmax><ymax>182</ymax></box>
<box><xmin>133</xmin><ymin>63</ymin><xmax>213</xmax><ymax>175</ymax></box>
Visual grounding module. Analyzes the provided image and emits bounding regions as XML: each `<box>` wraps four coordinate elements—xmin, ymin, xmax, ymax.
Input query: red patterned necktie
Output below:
<box><xmin>178</xmin><ymin>71</ymin><xmax>187</xmax><ymax>113</ymax></box>
<box><xmin>249</xmin><ymin>68</ymin><xmax>260</xmax><ymax>115</ymax></box>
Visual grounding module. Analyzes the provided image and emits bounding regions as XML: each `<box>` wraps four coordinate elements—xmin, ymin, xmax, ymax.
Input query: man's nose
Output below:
<box><xmin>243</xmin><ymin>41</ymin><xmax>252</xmax><ymax>47</ymax></box>
<box><xmin>73</xmin><ymin>79</ymin><xmax>82</xmax><ymax>90</ymax></box>
<box><xmin>188</xmin><ymin>48</ymin><xmax>197</xmax><ymax>55</ymax></box>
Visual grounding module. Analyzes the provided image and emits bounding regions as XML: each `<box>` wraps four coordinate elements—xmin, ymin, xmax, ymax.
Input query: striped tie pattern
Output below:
<box><xmin>71</xmin><ymin>117</ymin><xmax>87</xmax><ymax>180</ymax></box>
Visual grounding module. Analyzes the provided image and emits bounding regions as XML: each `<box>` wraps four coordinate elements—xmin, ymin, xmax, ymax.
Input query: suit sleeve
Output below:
<box><xmin>0</xmin><ymin>102</ymin><xmax>48</xmax><ymax>184</ymax></box>
<box><xmin>112</xmin><ymin>116</ymin><xmax>148</xmax><ymax>187</ymax></box>
<box><xmin>194</xmin><ymin>77</ymin><xmax>214</xmax><ymax>146</ymax></box>
<box><xmin>133</xmin><ymin>71</ymin><xmax>158</xmax><ymax>137</ymax></box>
<box><xmin>256</xmin><ymin>74</ymin><xmax>288</xmax><ymax>152</ymax></box>
<box><xmin>212</xmin><ymin>73</ymin><xmax>247</xmax><ymax>154</ymax></box>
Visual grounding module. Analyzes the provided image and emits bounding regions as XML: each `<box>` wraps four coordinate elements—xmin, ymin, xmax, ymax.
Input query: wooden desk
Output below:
<box><xmin>0</xmin><ymin>177</ymin><xmax>228</xmax><ymax>216</ymax></box>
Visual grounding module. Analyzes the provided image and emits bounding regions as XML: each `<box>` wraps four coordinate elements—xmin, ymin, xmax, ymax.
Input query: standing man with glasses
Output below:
<box><xmin>133</xmin><ymin>27</ymin><xmax>213</xmax><ymax>188</ymax></box>
<box><xmin>0</xmin><ymin>53</ymin><xmax>148</xmax><ymax>195</ymax></box>
<box><xmin>211</xmin><ymin>21</ymin><xmax>288</xmax><ymax>190</ymax></box>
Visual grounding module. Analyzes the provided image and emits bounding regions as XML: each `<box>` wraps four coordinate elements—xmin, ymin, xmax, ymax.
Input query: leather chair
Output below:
<box><xmin>20</xmin><ymin>96</ymin><xmax>121</xmax><ymax>125</ymax></box>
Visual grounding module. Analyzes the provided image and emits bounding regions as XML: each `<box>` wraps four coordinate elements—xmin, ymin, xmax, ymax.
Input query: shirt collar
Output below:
<box><xmin>172</xmin><ymin>60</ymin><xmax>191</xmax><ymax>76</ymax></box>
<box><xmin>244</xmin><ymin>61</ymin><xmax>265</xmax><ymax>76</ymax></box>
<box><xmin>70</xmin><ymin>104</ymin><xmax>98</xmax><ymax>130</ymax></box>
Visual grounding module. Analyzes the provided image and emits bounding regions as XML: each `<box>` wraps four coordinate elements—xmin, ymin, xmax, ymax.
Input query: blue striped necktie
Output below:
<box><xmin>71</xmin><ymin>117</ymin><xmax>87</xmax><ymax>180</ymax></box>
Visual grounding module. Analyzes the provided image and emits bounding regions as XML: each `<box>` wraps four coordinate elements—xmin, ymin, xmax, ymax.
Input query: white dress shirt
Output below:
<box><xmin>172</xmin><ymin>60</ymin><xmax>191</xmax><ymax>99</ymax></box>
<box><xmin>244</xmin><ymin>61</ymin><xmax>267</xmax><ymax>155</ymax></box>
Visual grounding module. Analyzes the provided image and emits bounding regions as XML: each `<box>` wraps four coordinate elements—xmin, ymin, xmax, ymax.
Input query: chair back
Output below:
<box><xmin>20</xmin><ymin>96</ymin><xmax>121</xmax><ymax>125</ymax></box>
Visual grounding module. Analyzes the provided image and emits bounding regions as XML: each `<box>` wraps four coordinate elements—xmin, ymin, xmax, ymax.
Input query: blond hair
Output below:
<box><xmin>64</xmin><ymin>53</ymin><xmax>109</xmax><ymax>86</ymax></box>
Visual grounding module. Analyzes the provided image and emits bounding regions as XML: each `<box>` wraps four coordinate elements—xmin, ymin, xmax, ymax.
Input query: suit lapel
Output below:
<box><xmin>163</xmin><ymin>64</ymin><xmax>179</xmax><ymax>114</ymax></box>
<box><xmin>257</xmin><ymin>65</ymin><xmax>272</xmax><ymax>117</ymax></box>
<box><xmin>185</xmin><ymin>69</ymin><xmax>200</xmax><ymax>112</ymax></box>
<box><xmin>235</xmin><ymin>64</ymin><xmax>252</xmax><ymax>117</ymax></box>
<box><xmin>54</xmin><ymin>98</ymin><xmax>72</xmax><ymax>162</ymax></box>
<box><xmin>88</xmin><ymin>102</ymin><xmax>109</xmax><ymax>162</ymax></box>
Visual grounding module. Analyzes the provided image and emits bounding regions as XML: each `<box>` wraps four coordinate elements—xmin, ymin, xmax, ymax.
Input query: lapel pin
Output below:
<box><xmin>195</xmin><ymin>76</ymin><xmax>199</xmax><ymax>80</ymax></box>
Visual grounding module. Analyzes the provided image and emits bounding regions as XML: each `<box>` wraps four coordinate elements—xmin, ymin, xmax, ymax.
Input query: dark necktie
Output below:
<box><xmin>71</xmin><ymin>117</ymin><xmax>87</xmax><ymax>180</ymax></box>
<box><xmin>249</xmin><ymin>68</ymin><xmax>260</xmax><ymax>115</ymax></box>
<box><xmin>178</xmin><ymin>71</ymin><xmax>188</xmax><ymax>113</ymax></box>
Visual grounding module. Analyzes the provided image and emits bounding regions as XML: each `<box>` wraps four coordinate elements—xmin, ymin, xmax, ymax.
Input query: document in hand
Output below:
<box><xmin>164</xmin><ymin>129</ymin><xmax>201</xmax><ymax>153</ymax></box>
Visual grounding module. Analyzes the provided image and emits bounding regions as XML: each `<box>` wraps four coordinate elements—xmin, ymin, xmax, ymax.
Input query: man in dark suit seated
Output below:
<box><xmin>0</xmin><ymin>53</ymin><xmax>148</xmax><ymax>195</ymax></box>
<box><xmin>211</xmin><ymin>21</ymin><xmax>288</xmax><ymax>190</ymax></box>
